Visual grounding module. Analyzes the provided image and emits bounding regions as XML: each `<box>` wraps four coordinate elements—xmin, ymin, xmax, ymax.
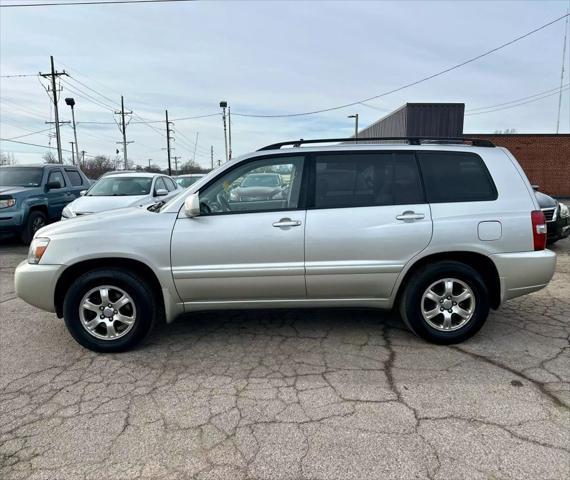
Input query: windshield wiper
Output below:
<box><xmin>147</xmin><ymin>200</ymin><xmax>165</xmax><ymax>212</ymax></box>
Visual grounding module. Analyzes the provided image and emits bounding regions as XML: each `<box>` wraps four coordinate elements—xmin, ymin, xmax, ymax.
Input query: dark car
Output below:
<box><xmin>534</xmin><ymin>188</ymin><xmax>570</xmax><ymax>244</ymax></box>
<box><xmin>0</xmin><ymin>164</ymin><xmax>90</xmax><ymax>243</ymax></box>
<box><xmin>229</xmin><ymin>173</ymin><xmax>287</xmax><ymax>202</ymax></box>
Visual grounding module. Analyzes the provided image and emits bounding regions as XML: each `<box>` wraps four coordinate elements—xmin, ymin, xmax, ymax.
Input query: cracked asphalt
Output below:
<box><xmin>1</xmin><ymin>238</ymin><xmax>569</xmax><ymax>479</ymax></box>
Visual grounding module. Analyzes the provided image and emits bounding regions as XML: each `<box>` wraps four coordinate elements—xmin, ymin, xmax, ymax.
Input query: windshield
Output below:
<box><xmin>176</xmin><ymin>176</ymin><xmax>202</xmax><ymax>188</ymax></box>
<box><xmin>0</xmin><ymin>167</ymin><xmax>43</xmax><ymax>187</ymax></box>
<box><xmin>241</xmin><ymin>174</ymin><xmax>280</xmax><ymax>188</ymax></box>
<box><xmin>87</xmin><ymin>177</ymin><xmax>152</xmax><ymax>196</ymax></box>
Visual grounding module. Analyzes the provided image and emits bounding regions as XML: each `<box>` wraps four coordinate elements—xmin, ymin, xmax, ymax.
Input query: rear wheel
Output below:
<box><xmin>63</xmin><ymin>268</ymin><xmax>156</xmax><ymax>352</ymax></box>
<box><xmin>21</xmin><ymin>210</ymin><xmax>46</xmax><ymax>244</ymax></box>
<box><xmin>399</xmin><ymin>261</ymin><xmax>490</xmax><ymax>344</ymax></box>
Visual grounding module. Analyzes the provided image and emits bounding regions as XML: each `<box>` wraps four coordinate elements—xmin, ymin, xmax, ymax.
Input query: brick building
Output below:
<box><xmin>465</xmin><ymin>134</ymin><xmax>570</xmax><ymax>198</ymax></box>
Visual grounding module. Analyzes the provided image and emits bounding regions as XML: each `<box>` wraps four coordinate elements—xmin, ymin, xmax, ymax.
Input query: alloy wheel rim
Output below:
<box><xmin>79</xmin><ymin>285</ymin><xmax>136</xmax><ymax>340</ymax></box>
<box><xmin>420</xmin><ymin>278</ymin><xmax>476</xmax><ymax>332</ymax></box>
<box><xmin>32</xmin><ymin>216</ymin><xmax>45</xmax><ymax>232</ymax></box>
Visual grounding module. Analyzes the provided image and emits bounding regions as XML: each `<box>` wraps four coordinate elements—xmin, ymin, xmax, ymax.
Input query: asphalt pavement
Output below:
<box><xmin>0</xmin><ymin>238</ymin><xmax>569</xmax><ymax>479</ymax></box>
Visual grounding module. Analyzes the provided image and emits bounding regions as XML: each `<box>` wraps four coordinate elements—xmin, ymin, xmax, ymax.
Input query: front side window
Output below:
<box><xmin>0</xmin><ymin>167</ymin><xmax>43</xmax><ymax>187</ymax></box>
<box><xmin>200</xmin><ymin>156</ymin><xmax>304</xmax><ymax>214</ymax></box>
<box><xmin>314</xmin><ymin>152</ymin><xmax>424</xmax><ymax>209</ymax></box>
<box><xmin>417</xmin><ymin>152</ymin><xmax>497</xmax><ymax>203</ymax></box>
<box><xmin>154</xmin><ymin>177</ymin><xmax>167</xmax><ymax>194</ymax></box>
<box><xmin>47</xmin><ymin>170</ymin><xmax>66</xmax><ymax>188</ymax></box>
<box><xmin>87</xmin><ymin>177</ymin><xmax>152</xmax><ymax>196</ymax></box>
<box><xmin>164</xmin><ymin>177</ymin><xmax>176</xmax><ymax>191</ymax></box>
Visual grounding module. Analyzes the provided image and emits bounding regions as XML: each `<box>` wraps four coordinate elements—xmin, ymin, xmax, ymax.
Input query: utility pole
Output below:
<box><xmin>220</xmin><ymin>101</ymin><xmax>228</xmax><ymax>162</ymax></box>
<box><xmin>172</xmin><ymin>156</ymin><xmax>181</xmax><ymax>174</ymax></box>
<box><xmin>70</xmin><ymin>142</ymin><xmax>75</xmax><ymax>164</ymax></box>
<box><xmin>114</xmin><ymin>96</ymin><xmax>133</xmax><ymax>169</ymax></box>
<box><xmin>556</xmin><ymin>11</ymin><xmax>568</xmax><ymax>133</ymax></box>
<box><xmin>228</xmin><ymin>106</ymin><xmax>232</xmax><ymax>160</ymax></box>
<box><xmin>193</xmin><ymin>132</ymin><xmax>199</xmax><ymax>164</ymax></box>
<box><xmin>39</xmin><ymin>56</ymin><xmax>68</xmax><ymax>164</ymax></box>
<box><xmin>210</xmin><ymin>145</ymin><xmax>214</xmax><ymax>170</ymax></box>
<box><xmin>165</xmin><ymin>110</ymin><xmax>174</xmax><ymax>176</ymax></box>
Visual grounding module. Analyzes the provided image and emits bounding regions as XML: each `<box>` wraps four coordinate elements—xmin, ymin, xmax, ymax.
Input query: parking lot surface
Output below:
<box><xmin>1</xmin><ymin>238</ymin><xmax>569</xmax><ymax>480</ymax></box>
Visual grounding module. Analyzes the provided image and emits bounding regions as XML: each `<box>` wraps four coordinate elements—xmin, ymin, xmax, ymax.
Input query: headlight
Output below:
<box><xmin>0</xmin><ymin>198</ymin><xmax>15</xmax><ymax>209</ymax></box>
<box><xmin>28</xmin><ymin>238</ymin><xmax>50</xmax><ymax>264</ymax></box>
<box><xmin>560</xmin><ymin>202</ymin><xmax>569</xmax><ymax>218</ymax></box>
<box><xmin>61</xmin><ymin>205</ymin><xmax>75</xmax><ymax>219</ymax></box>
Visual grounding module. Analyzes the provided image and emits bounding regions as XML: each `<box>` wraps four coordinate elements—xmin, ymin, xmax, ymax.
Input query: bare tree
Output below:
<box><xmin>42</xmin><ymin>151</ymin><xmax>57</xmax><ymax>164</ymax></box>
<box><xmin>81</xmin><ymin>155</ymin><xmax>117</xmax><ymax>179</ymax></box>
<box><xmin>0</xmin><ymin>152</ymin><xmax>16</xmax><ymax>165</ymax></box>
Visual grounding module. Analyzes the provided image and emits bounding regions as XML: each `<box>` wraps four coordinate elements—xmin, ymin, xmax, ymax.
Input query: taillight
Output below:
<box><xmin>531</xmin><ymin>210</ymin><xmax>547</xmax><ymax>251</ymax></box>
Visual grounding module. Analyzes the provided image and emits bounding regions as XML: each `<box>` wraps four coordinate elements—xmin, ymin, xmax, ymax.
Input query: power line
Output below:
<box><xmin>3</xmin><ymin>127</ymin><xmax>55</xmax><ymax>140</ymax></box>
<box><xmin>0</xmin><ymin>0</ymin><xmax>194</xmax><ymax>8</ymax></box>
<box><xmin>0</xmin><ymin>74</ymin><xmax>39</xmax><ymax>78</ymax></box>
<box><xmin>0</xmin><ymin>137</ymin><xmax>96</xmax><ymax>157</ymax></box>
<box><xmin>465</xmin><ymin>86</ymin><xmax>569</xmax><ymax>116</ymax></box>
<box><xmin>466</xmin><ymin>84</ymin><xmax>570</xmax><ymax>112</ymax></box>
<box><xmin>230</xmin><ymin>13</ymin><xmax>570</xmax><ymax>118</ymax></box>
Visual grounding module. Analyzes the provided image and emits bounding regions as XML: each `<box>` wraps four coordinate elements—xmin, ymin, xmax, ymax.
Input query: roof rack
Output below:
<box><xmin>258</xmin><ymin>136</ymin><xmax>495</xmax><ymax>151</ymax></box>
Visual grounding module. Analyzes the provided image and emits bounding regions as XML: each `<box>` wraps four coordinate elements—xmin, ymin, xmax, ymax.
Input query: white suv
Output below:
<box><xmin>15</xmin><ymin>137</ymin><xmax>556</xmax><ymax>352</ymax></box>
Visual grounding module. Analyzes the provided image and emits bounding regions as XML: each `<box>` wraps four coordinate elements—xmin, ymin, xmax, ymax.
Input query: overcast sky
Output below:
<box><xmin>1</xmin><ymin>0</ymin><xmax>569</xmax><ymax>169</ymax></box>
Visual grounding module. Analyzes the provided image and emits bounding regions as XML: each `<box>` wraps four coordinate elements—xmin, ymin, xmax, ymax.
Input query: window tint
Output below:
<box><xmin>47</xmin><ymin>170</ymin><xmax>66</xmax><ymax>188</ymax></box>
<box><xmin>65</xmin><ymin>169</ymin><xmax>83</xmax><ymax>186</ymax></box>
<box><xmin>200</xmin><ymin>156</ymin><xmax>304</xmax><ymax>214</ymax></box>
<box><xmin>417</xmin><ymin>152</ymin><xmax>497</xmax><ymax>203</ymax></box>
<box><xmin>314</xmin><ymin>152</ymin><xmax>424</xmax><ymax>209</ymax></box>
<box><xmin>164</xmin><ymin>177</ymin><xmax>176</xmax><ymax>191</ymax></box>
<box><xmin>154</xmin><ymin>177</ymin><xmax>166</xmax><ymax>194</ymax></box>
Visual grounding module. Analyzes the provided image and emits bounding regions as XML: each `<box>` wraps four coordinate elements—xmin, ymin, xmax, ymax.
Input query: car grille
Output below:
<box><xmin>541</xmin><ymin>207</ymin><xmax>556</xmax><ymax>222</ymax></box>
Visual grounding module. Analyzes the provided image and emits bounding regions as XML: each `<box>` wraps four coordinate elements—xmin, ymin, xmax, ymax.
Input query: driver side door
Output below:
<box><xmin>171</xmin><ymin>154</ymin><xmax>307</xmax><ymax>305</ymax></box>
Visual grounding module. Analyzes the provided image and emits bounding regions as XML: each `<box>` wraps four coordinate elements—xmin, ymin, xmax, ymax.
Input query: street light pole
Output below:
<box><xmin>348</xmin><ymin>114</ymin><xmax>359</xmax><ymax>139</ymax></box>
<box><xmin>220</xmin><ymin>101</ymin><xmax>228</xmax><ymax>163</ymax></box>
<box><xmin>65</xmin><ymin>98</ymin><xmax>79</xmax><ymax>165</ymax></box>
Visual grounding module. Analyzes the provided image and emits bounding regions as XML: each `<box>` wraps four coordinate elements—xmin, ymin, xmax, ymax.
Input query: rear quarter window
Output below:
<box><xmin>417</xmin><ymin>151</ymin><xmax>497</xmax><ymax>203</ymax></box>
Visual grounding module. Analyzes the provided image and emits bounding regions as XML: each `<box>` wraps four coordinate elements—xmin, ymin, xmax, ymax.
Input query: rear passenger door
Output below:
<box><xmin>304</xmin><ymin>151</ymin><xmax>432</xmax><ymax>299</ymax></box>
<box><xmin>64</xmin><ymin>168</ymin><xmax>87</xmax><ymax>199</ymax></box>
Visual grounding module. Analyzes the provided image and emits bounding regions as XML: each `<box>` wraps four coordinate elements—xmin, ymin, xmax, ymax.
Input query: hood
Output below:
<box><xmin>37</xmin><ymin>205</ymin><xmax>155</xmax><ymax>238</ymax></box>
<box><xmin>534</xmin><ymin>191</ymin><xmax>557</xmax><ymax>209</ymax></box>
<box><xmin>0</xmin><ymin>185</ymin><xmax>42</xmax><ymax>196</ymax></box>
<box><xmin>67</xmin><ymin>194</ymin><xmax>153</xmax><ymax>214</ymax></box>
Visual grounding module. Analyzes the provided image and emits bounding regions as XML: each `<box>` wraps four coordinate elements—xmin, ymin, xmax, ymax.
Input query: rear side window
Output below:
<box><xmin>314</xmin><ymin>152</ymin><xmax>425</xmax><ymax>209</ymax></box>
<box><xmin>418</xmin><ymin>152</ymin><xmax>497</xmax><ymax>203</ymax></box>
<box><xmin>65</xmin><ymin>169</ymin><xmax>83</xmax><ymax>186</ymax></box>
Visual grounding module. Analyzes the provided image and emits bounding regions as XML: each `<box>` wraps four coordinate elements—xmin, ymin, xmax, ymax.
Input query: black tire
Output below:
<box><xmin>20</xmin><ymin>210</ymin><xmax>47</xmax><ymax>244</ymax></box>
<box><xmin>399</xmin><ymin>261</ymin><xmax>490</xmax><ymax>344</ymax></box>
<box><xmin>63</xmin><ymin>268</ymin><xmax>157</xmax><ymax>352</ymax></box>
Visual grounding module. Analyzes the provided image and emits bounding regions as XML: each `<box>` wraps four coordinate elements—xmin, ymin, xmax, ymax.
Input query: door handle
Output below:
<box><xmin>273</xmin><ymin>218</ymin><xmax>302</xmax><ymax>228</ymax></box>
<box><xmin>396</xmin><ymin>211</ymin><xmax>425</xmax><ymax>221</ymax></box>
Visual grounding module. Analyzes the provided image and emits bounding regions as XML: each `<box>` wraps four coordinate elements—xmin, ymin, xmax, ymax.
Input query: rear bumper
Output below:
<box><xmin>14</xmin><ymin>260</ymin><xmax>63</xmax><ymax>313</ymax></box>
<box><xmin>491</xmin><ymin>250</ymin><xmax>556</xmax><ymax>303</ymax></box>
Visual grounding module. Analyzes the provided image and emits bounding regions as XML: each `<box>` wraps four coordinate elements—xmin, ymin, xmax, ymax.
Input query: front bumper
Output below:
<box><xmin>0</xmin><ymin>210</ymin><xmax>24</xmax><ymax>233</ymax></box>
<box><xmin>491</xmin><ymin>250</ymin><xmax>556</xmax><ymax>303</ymax></box>
<box><xmin>14</xmin><ymin>260</ymin><xmax>64</xmax><ymax>313</ymax></box>
<box><xmin>547</xmin><ymin>217</ymin><xmax>570</xmax><ymax>241</ymax></box>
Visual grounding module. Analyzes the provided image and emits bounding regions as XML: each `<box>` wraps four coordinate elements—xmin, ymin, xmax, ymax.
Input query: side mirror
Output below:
<box><xmin>80</xmin><ymin>190</ymin><xmax>87</xmax><ymax>196</ymax></box>
<box><xmin>155</xmin><ymin>188</ymin><xmax>168</xmax><ymax>197</ymax></box>
<box><xmin>531</xmin><ymin>185</ymin><xmax>540</xmax><ymax>191</ymax></box>
<box><xmin>45</xmin><ymin>181</ymin><xmax>61</xmax><ymax>190</ymax></box>
<box><xmin>184</xmin><ymin>193</ymin><xmax>200</xmax><ymax>217</ymax></box>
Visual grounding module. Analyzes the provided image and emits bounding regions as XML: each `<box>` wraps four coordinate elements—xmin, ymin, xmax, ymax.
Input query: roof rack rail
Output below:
<box><xmin>257</xmin><ymin>136</ymin><xmax>495</xmax><ymax>151</ymax></box>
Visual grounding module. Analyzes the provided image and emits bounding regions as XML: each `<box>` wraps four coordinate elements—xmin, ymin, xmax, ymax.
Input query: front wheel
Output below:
<box><xmin>63</xmin><ymin>268</ymin><xmax>156</xmax><ymax>352</ymax></box>
<box><xmin>21</xmin><ymin>210</ymin><xmax>46</xmax><ymax>244</ymax></box>
<box><xmin>399</xmin><ymin>261</ymin><xmax>490</xmax><ymax>344</ymax></box>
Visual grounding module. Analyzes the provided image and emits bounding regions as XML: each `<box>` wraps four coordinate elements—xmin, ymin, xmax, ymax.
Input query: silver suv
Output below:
<box><xmin>15</xmin><ymin>137</ymin><xmax>556</xmax><ymax>352</ymax></box>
